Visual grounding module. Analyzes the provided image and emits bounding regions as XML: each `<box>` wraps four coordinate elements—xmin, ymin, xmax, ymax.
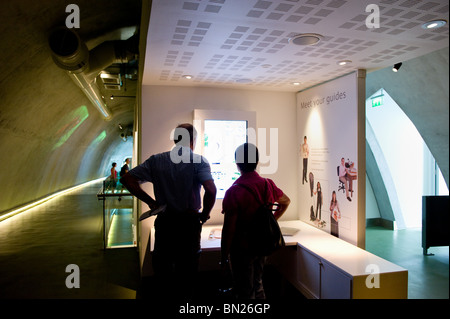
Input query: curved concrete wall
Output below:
<box><xmin>366</xmin><ymin>47</ymin><xmax>449</xmax><ymax>188</ymax></box>
<box><xmin>0</xmin><ymin>1</ymin><xmax>139</xmax><ymax>214</ymax></box>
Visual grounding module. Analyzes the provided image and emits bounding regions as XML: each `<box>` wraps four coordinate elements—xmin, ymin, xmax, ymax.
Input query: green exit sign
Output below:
<box><xmin>371</xmin><ymin>96</ymin><xmax>383</xmax><ymax>107</ymax></box>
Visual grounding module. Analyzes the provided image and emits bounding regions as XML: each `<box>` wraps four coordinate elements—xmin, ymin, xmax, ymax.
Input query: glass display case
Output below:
<box><xmin>97</xmin><ymin>179</ymin><xmax>137</xmax><ymax>249</ymax></box>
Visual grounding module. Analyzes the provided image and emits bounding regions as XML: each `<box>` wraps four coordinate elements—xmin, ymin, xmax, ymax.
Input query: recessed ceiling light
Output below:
<box><xmin>289</xmin><ymin>33</ymin><xmax>323</xmax><ymax>46</ymax></box>
<box><xmin>182</xmin><ymin>75</ymin><xmax>193</xmax><ymax>79</ymax></box>
<box><xmin>421</xmin><ymin>19</ymin><xmax>447</xmax><ymax>29</ymax></box>
<box><xmin>337</xmin><ymin>60</ymin><xmax>352</xmax><ymax>66</ymax></box>
<box><xmin>292</xmin><ymin>82</ymin><xmax>301</xmax><ymax>86</ymax></box>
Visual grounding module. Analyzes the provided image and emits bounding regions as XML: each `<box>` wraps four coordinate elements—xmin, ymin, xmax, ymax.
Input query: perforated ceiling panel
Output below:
<box><xmin>143</xmin><ymin>0</ymin><xmax>449</xmax><ymax>91</ymax></box>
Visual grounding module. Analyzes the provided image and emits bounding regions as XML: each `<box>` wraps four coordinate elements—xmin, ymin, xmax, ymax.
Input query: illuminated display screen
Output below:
<box><xmin>204</xmin><ymin>120</ymin><xmax>247</xmax><ymax>199</ymax></box>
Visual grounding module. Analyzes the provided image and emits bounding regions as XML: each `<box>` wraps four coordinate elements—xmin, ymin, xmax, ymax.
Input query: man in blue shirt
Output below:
<box><xmin>121</xmin><ymin>123</ymin><xmax>216</xmax><ymax>299</ymax></box>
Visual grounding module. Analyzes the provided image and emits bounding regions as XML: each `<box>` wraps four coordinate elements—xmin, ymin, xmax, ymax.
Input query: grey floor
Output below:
<box><xmin>0</xmin><ymin>182</ymin><xmax>140</xmax><ymax>299</ymax></box>
<box><xmin>0</xmin><ymin>181</ymin><xmax>448</xmax><ymax>300</ymax></box>
<box><xmin>365</xmin><ymin>226</ymin><xmax>449</xmax><ymax>299</ymax></box>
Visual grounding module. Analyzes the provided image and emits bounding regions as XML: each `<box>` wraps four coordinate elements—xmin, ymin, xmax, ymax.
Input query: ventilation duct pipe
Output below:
<box><xmin>48</xmin><ymin>28</ymin><xmax>137</xmax><ymax>120</ymax></box>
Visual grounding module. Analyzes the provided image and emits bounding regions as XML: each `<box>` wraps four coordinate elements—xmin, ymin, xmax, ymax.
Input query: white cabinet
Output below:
<box><xmin>296</xmin><ymin>245</ymin><xmax>352</xmax><ymax>299</ymax></box>
<box><xmin>194</xmin><ymin>221</ymin><xmax>408</xmax><ymax>299</ymax></box>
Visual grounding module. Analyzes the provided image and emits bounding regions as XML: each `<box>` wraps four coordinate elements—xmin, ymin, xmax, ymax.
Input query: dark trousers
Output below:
<box><xmin>152</xmin><ymin>211</ymin><xmax>202</xmax><ymax>300</ymax></box>
<box><xmin>316</xmin><ymin>195</ymin><xmax>322</xmax><ymax>220</ymax></box>
<box><xmin>331</xmin><ymin>217</ymin><xmax>339</xmax><ymax>238</ymax></box>
<box><xmin>302</xmin><ymin>158</ymin><xmax>308</xmax><ymax>184</ymax></box>
<box><xmin>230</xmin><ymin>251</ymin><xmax>266</xmax><ymax>299</ymax></box>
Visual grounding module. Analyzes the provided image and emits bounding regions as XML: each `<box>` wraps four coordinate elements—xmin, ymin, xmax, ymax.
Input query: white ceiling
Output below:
<box><xmin>143</xmin><ymin>0</ymin><xmax>449</xmax><ymax>92</ymax></box>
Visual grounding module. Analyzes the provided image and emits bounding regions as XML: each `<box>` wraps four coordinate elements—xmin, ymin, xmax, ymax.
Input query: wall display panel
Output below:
<box><xmin>193</xmin><ymin>109</ymin><xmax>257</xmax><ymax>225</ymax></box>
<box><xmin>204</xmin><ymin>120</ymin><xmax>248</xmax><ymax>199</ymax></box>
<box><xmin>296</xmin><ymin>72</ymin><xmax>364</xmax><ymax>246</ymax></box>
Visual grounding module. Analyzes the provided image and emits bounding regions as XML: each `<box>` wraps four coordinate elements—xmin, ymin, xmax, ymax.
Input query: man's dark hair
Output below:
<box><xmin>235</xmin><ymin>143</ymin><xmax>259</xmax><ymax>173</ymax></box>
<box><xmin>173</xmin><ymin>123</ymin><xmax>197</xmax><ymax>146</ymax></box>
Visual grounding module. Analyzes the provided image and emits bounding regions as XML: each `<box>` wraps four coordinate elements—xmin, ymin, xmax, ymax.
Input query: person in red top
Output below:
<box><xmin>108</xmin><ymin>162</ymin><xmax>117</xmax><ymax>193</ymax></box>
<box><xmin>221</xmin><ymin>143</ymin><xmax>290</xmax><ymax>299</ymax></box>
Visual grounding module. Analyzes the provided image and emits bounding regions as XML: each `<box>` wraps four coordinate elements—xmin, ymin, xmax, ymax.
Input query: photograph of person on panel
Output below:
<box><xmin>330</xmin><ymin>190</ymin><xmax>341</xmax><ymax>238</ymax></box>
<box><xmin>121</xmin><ymin>123</ymin><xmax>217</xmax><ymax>300</ymax></box>
<box><xmin>221</xmin><ymin>143</ymin><xmax>291</xmax><ymax>299</ymax></box>
<box><xmin>314</xmin><ymin>181</ymin><xmax>323</xmax><ymax>222</ymax></box>
<box><xmin>301</xmin><ymin>136</ymin><xmax>309</xmax><ymax>185</ymax></box>
<box><xmin>338</xmin><ymin>157</ymin><xmax>357</xmax><ymax>202</ymax></box>
<box><xmin>309</xmin><ymin>171</ymin><xmax>314</xmax><ymax>197</ymax></box>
